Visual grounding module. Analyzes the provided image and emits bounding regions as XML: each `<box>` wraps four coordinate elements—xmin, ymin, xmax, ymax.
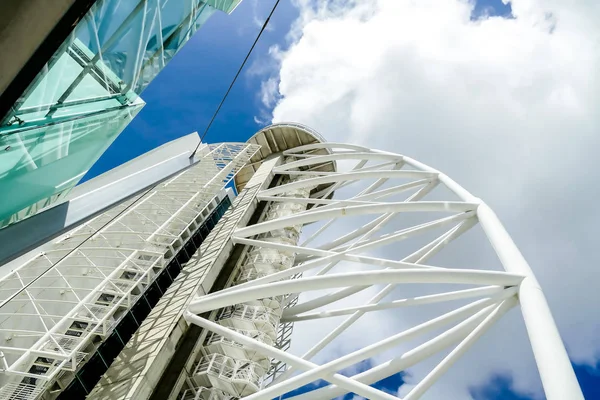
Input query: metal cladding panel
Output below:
<box><xmin>0</xmin><ymin>132</ymin><xmax>201</xmax><ymax>266</ymax></box>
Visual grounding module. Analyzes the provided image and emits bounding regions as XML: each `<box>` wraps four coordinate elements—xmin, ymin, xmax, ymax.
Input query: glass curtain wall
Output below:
<box><xmin>0</xmin><ymin>0</ymin><xmax>241</xmax><ymax>229</ymax></box>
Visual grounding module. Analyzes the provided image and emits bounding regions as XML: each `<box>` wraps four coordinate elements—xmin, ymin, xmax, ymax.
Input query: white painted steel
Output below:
<box><xmin>188</xmin><ymin>270</ymin><xmax>523</xmax><ymax>314</ymax></box>
<box><xmin>0</xmin><ymin>143</ymin><xmax>260</xmax><ymax>399</ymax></box>
<box><xmin>185</xmin><ymin>313</ymin><xmax>400</xmax><ymax>400</ymax></box>
<box><xmin>185</xmin><ymin>139</ymin><xmax>581</xmax><ymax>400</ymax></box>
<box><xmin>187</xmin><ymin>156</ymin><xmax>320</xmax><ymax>396</ymax></box>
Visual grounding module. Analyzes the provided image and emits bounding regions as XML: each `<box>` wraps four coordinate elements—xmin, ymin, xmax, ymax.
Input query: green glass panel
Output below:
<box><xmin>0</xmin><ymin>103</ymin><xmax>143</xmax><ymax>228</ymax></box>
<box><xmin>65</xmin><ymin>0</ymin><xmax>218</xmax><ymax>96</ymax></box>
<box><xmin>20</xmin><ymin>51</ymin><xmax>84</xmax><ymax>111</ymax></box>
<box><xmin>0</xmin><ymin>0</ymin><xmax>227</xmax><ymax>130</ymax></box>
<box><xmin>206</xmin><ymin>0</ymin><xmax>243</xmax><ymax>13</ymax></box>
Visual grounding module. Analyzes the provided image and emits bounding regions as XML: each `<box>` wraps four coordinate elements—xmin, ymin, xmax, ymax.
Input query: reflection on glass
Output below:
<box><xmin>0</xmin><ymin>102</ymin><xmax>143</xmax><ymax>227</ymax></box>
<box><xmin>0</xmin><ymin>0</ymin><xmax>242</xmax><ymax>229</ymax></box>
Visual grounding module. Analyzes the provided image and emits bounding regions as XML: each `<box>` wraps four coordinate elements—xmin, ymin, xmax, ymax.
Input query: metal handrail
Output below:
<box><xmin>258</xmin><ymin>122</ymin><xmax>328</xmax><ymax>143</ymax></box>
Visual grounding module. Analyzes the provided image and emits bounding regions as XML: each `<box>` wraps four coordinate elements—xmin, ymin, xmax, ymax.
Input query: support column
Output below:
<box><xmin>186</xmin><ymin>155</ymin><xmax>316</xmax><ymax>398</ymax></box>
<box><xmin>477</xmin><ymin>203</ymin><xmax>583</xmax><ymax>400</ymax></box>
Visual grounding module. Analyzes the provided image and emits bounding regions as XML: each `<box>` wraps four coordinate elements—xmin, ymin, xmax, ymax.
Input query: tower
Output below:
<box><xmin>0</xmin><ymin>123</ymin><xmax>582</xmax><ymax>400</ymax></box>
<box><xmin>180</xmin><ymin>123</ymin><xmax>583</xmax><ymax>400</ymax></box>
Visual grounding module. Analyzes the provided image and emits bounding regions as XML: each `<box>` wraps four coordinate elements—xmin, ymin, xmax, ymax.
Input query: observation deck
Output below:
<box><xmin>234</xmin><ymin>122</ymin><xmax>336</xmax><ymax>194</ymax></box>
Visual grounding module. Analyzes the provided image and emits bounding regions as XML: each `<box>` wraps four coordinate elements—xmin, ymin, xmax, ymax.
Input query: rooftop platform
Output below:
<box><xmin>234</xmin><ymin>122</ymin><xmax>336</xmax><ymax>193</ymax></box>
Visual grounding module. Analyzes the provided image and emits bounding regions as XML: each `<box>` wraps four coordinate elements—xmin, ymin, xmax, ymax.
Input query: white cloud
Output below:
<box><xmin>260</xmin><ymin>0</ymin><xmax>600</xmax><ymax>398</ymax></box>
<box><xmin>261</xmin><ymin>76</ymin><xmax>280</xmax><ymax>108</ymax></box>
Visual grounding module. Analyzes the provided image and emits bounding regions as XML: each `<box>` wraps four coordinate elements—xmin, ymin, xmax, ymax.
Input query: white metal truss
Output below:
<box><xmin>0</xmin><ymin>142</ymin><xmax>259</xmax><ymax>399</ymax></box>
<box><xmin>185</xmin><ymin>142</ymin><xmax>583</xmax><ymax>400</ymax></box>
<box><xmin>185</xmin><ymin>161</ymin><xmax>316</xmax><ymax>399</ymax></box>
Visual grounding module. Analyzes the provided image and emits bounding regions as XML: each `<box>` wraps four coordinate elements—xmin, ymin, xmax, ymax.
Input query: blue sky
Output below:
<box><xmin>84</xmin><ymin>0</ymin><xmax>297</xmax><ymax>179</ymax></box>
<box><xmin>84</xmin><ymin>0</ymin><xmax>600</xmax><ymax>398</ymax></box>
<box><xmin>472</xmin><ymin>0</ymin><xmax>513</xmax><ymax>18</ymax></box>
<box><xmin>278</xmin><ymin>359</ymin><xmax>406</xmax><ymax>399</ymax></box>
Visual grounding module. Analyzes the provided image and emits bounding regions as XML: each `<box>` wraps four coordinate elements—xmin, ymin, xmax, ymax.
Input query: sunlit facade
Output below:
<box><xmin>0</xmin><ymin>123</ymin><xmax>582</xmax><ymax>400</ymax></box>
<box><xmin>0</xmin><ymin>137</ymin><xmax>257</xmax><ymax>399</ymax></box>
<box><xmin>0</xmin><ymin>0</ymin><xmax>242</xmax><ymax>229</ymax></box>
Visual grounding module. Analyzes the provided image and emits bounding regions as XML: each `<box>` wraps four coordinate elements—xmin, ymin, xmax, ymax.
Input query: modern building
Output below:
<box><xmin>0</xmin><ymin>0</ymin><xmax>243</xmax><ymax>230</ymax></box>
<box><xmin>0</xmin><ymin>131</ymin><xmax>257</xmax><ymax>399</ymax></box>
<box><xmin>0</xmin><ymin>123</ymin><xmax>583</xmax><ymax>400</ymax></box>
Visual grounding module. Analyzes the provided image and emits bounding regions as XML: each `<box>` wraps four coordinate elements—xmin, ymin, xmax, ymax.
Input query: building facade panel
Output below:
<box><xmin>0</xmin><ymin>142</ymin><xmax>258</xmax><ymax>399</ymax></box>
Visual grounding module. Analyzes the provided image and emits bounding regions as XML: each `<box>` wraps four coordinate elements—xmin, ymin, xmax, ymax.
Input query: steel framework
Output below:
<box><xmin>185</xmin><ymin>142</ymin><xmax>583</xmax><ymax>400</ymax></box>
<box><xmin>0</xmin><ymin>142</ymin><xmax>259</xmax><ymax>399</ymax></box>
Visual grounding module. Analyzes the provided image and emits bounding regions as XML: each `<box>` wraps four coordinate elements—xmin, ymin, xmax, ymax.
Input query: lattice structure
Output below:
<box><xmin>186</xmin><ymin>142</ymin><xmax>583</xmax><ymax>400</ymax></box>
<box><xmin>185</xmin><ymin>163</ymin><xmax>316</xmax><ymax>398</ymax></box>
<box><xmin>180</xmin><ymin>386</ymin><xmax>234</xmax><ymax>400</ymax></box>
<box><xmin>0</xmin><ymin>143</ymin><xmax>259</xmax><ymax>399</ymax></box>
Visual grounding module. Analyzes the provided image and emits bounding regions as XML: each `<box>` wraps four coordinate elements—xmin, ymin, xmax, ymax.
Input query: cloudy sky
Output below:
<box><xmin>258</xmin><ymin>0</ymin><xmax>600</xmax><ymax>398</ymax></box>
<box><xmin>90</xmin><ymin>0</ymin><xmax>600</xmax><ymax>398</ymax></box>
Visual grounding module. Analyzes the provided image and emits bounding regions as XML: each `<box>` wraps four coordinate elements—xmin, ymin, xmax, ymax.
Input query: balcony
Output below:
<box><xmin>217</xmin><ymin>305</ymin><xmax>280</xmax><ymax>340</ymax></box>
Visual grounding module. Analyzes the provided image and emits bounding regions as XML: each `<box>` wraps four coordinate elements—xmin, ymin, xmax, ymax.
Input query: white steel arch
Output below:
<box><xmin>185</xmin><ymin>142</ymin><xmax>583</xmax><ymax>400</ymax></box>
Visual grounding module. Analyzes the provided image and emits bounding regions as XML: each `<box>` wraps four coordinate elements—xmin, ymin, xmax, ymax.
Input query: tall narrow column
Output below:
<box><xmin>188</xmin><ymin>156</ymin><xmax>315</xmax><ymax>398</ymax></box>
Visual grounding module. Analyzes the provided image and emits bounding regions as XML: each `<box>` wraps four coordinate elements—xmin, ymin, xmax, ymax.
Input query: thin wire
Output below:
<box><xmin>190</xmin><ymin>0</ymin><xmax>281</xmax><ymax>159</ymax></box>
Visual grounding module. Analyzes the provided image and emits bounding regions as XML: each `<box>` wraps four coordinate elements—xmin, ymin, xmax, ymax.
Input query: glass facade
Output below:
<box><xmin>0</xmin><ymin>105</ymin><xmax>143</xmax><ymax>227</ymax></box>
<box><xmin>0</xmin><ymin>0</ymin><xmax>241</xmax><ymax>229</ymax></box>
